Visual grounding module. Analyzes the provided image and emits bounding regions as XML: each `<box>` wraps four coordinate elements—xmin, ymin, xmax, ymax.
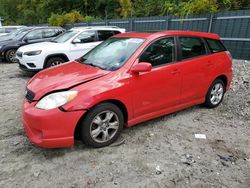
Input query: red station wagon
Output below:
<box><xmin>22</xmin><ymin>30</ymin><xmax>233</xmax><ymax>148</ymax></box>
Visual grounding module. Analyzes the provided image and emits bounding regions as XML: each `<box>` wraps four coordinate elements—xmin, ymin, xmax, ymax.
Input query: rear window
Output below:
<box><xmin>97</xmin><ymin>30</ymin><xmax>115</xmax><ymax>41</ymax></box>
<box><xmin>206</xmin><ymin>39</ymin><xmax>226</xmax><ymax>53</ymax></box>
<box><xmin>113</xmin><ymin>30</ymin><xmax>121</xmax><ymax>35</ymax></box>
<box><xmin>179</xmin><ymin>37</ymin><xmax>206</xmax><ymax>60</ymax></box>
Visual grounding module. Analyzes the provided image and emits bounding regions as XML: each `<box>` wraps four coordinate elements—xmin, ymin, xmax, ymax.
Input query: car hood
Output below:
<box><xmin>27</xmin><ymin>61</ymin><xmax>110</xmax><ymax>100</ymax></box>
<box><xmin>0</xmin><ymin>38</ymin><xmax>22</xmax><ymax>46</ymax></box>
<box><xmin>19</xmin><ymin>41</ymin><xmax>64</xmax><ymax>52</ymax></box>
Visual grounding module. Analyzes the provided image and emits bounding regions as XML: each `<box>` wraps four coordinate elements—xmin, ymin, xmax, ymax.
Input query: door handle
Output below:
<box><xmin>171</xmin><ymin>69</ymin><xmax>180</xmax><ymax>75</ymax></box>
<box><xmin>207</xmin><ymin>61</ymin><xmax>214</xmax><ymax>67</ymax></box>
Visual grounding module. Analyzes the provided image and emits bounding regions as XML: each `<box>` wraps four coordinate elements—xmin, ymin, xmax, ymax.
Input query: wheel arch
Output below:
<box><xmin>73</xmin><ymin>99</ymin><xmax>128</xmax><ymax>140</ymax></box>
<box><xmin>215</xmin><ymin>74</ymin><xmax>228</xmax><ymax>89</ymax></box>
<box><xmin>44</xmin><ymin>53</ymin><xmax>69</xmax><ymax>68</ymax></box>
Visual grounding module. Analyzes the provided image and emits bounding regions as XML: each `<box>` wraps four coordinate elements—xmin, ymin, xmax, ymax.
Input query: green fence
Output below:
<box><xmin>67</xmin><ymin>10</ymin><xmax>250</xmax><ymax>60</ymax></box>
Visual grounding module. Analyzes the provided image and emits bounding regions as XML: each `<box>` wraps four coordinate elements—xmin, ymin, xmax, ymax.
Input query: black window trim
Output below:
<box><xmin>176</xmin><ymin>35</ymin><xmax>208</xmax><ymax>62</ymax></box>
<box><xmin>97</xmin><ymin>30</ymin><xmax>118</xmax><ymax>41</ymax></box>
<box><xmin>204</xmin><ymin>38</ymin><xmax>227</xmax><ymax>54</ymax></box>
<box><xmin>137</xmin><ymin>36</ymin><xmax>178</xmax><ymax>69</ymax></box>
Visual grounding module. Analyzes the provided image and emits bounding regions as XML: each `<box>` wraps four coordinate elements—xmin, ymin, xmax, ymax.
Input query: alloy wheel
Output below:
<box><xmin>90</xmin><ymin>110</ymin><xmax>120</xmax><ymax>143</ymax></box>
<box><xmin>210</xmin><ymin>83</ymin><xmax>224</xmax><ymax>105</ymax></box>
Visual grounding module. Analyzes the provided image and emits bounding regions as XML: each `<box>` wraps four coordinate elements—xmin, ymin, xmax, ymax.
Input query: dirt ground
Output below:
<box><xmin>0</xmin><ymin>60</ymin><xmax>249</xmax><ymax>188</ymax></box>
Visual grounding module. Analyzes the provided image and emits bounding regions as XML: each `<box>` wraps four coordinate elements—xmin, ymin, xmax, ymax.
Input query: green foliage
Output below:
<box><xmin>48</xmin><ymin>11</ymin><xmax>84</xmax><ymax>26</ymax></box>
<box><xmin>84</xmin><ymin>16</ymin><xmax>101</xmax><ymax>22</ymax></box>
<box><xmin>118</xmin><ymin>0</ymin><xmax>134</xmax><ymax>18</ymax></box>
<box><xmin>0</xmin><ymin>0</ymin><xmax>248</xmax><ymax>25</ymax></box>
<box><xmin>48</xmin><ymin>13</ymin><xmax>65</xmax><ymax>26</ymax></box>
<box><xmin>178</xmin><ymin>0</ymin><xmax>218</xmax><ymax>17</ymax></box>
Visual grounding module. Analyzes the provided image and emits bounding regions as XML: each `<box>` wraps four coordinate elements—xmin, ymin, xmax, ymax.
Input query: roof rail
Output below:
<box><xmin>73</xmin><ymin>26</ymin><xmax>119</xmax><ymax>29</ymax></box>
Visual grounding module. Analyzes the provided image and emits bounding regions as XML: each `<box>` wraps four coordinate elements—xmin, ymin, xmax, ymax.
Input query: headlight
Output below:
<box><xmin>24</xmin><ymin>50</ymin><xmax>42</xmax><ymax>56</ymax></box>
<box><xmin>36</xmin><ymin>91</ymin><xmax>78</xmax><ymax>110</ymax></box>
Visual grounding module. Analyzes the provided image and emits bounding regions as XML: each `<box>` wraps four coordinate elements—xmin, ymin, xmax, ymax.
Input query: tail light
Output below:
<box><xmin>226</xmin><ymin>51</ymin><xmax>232</xmax><ymax>61</ymax></box>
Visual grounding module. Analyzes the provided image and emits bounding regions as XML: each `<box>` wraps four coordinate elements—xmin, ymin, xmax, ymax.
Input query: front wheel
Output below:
<box><xmin>204</xmin><ymin>79</ymin><xmax>225</xmax><ymax>108</ymax></box>
<box><xmin>5</xmin><ymin>49</ymin><xmax>18</xmax><ymax>63</ymax></box>
<box><xmin>80</xmin><ymin>103</ymin><xmax>124</xmax><ymax>148</ymax></box>
<box><xmin>45</xmin><ymin>57</ymin><xmax>65</xmax><ymax>68</ymax></box>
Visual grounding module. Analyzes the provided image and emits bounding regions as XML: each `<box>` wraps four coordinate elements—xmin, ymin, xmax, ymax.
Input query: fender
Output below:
<box><xmin>44</xmin><ymin>53</ymin><xmax>70</xmax><ymax>68</ymax></box>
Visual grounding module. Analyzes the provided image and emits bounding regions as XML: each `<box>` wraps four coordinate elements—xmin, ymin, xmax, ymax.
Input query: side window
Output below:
<box><xmin>179</xmin><ymin>37</ymin><xmax>206</xmax><ymax>60</ymax></box>
<box><xmin>140</xmin><ymin>37</ymin><xmax>175</xmax><ymax>67</ymax></box>
<box><xmin>43</xmin><ymin>29</ymin><xmax>57</xmax><ymax>38</ymax></box>
<box><xmin>113</xmin><ymin>30</ymin><xmax>121</xmax><ymax>35</ymax></box>
<box><xmin>206</xmin><ymin>39</ymin><xmax>226</xmax><ymax>53</ymax></box>
<box><xmin>97</xmin><ymin>30</ymin><xmax>115</xmax><ymax>41</ymax></box>
<box><xmin>75</xmin><ymin>31</ymin><xmax>96</xmax><ymax>43</ymax></box>
<box><xmin>25</xmin><ymin>30</ymin><xmax>43</xmax><ymax>40</ymax></box>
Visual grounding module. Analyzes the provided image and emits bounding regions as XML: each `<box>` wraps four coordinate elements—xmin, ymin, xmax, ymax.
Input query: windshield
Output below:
<box><xmin>52</xmin><ymin>30</ymin><xmax>78</xmax><ymax>43</ymax></box>
<box><xmin>0</xmin><ymin>28</ymin><xmax>6</xmax><ymax>33</ymax></box>
<box><xmin>13</xmin><ymin>30</ymin><xmax>30</xmax><ymax>40</ymax></box>
<box><xmin>79</xmin><ymin>37</ymin><xmax>145</xmax><ymax>71</ymax></box>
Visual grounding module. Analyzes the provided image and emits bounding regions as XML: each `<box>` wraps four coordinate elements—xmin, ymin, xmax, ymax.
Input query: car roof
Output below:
<box><xmin>71</xmin><ymin>26</ymin><xmax>124</xmax><ymax>31</ymax></box>
<box><xmin>115</xmin><ymin>30</ymin><xmax>220</xmax><ymax>40</ymax></box>
<box><xmin>0</xmin><ymin>26</ymin><xmax>25</xmax><ymax>28</ymax></box>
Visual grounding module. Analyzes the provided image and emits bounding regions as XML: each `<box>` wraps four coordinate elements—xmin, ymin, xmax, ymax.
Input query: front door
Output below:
<box><xmin>131</xmin><ymin>37</ymin><xmax>182</xmax><ymax>117</ymax></box>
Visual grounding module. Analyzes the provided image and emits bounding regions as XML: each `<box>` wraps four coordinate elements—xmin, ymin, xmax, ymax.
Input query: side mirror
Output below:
<box><xmin>23</xmin><ymin>38</ymin><xmax>28</xmax><ymax>43</ymax></box>
<box><xmin>131</xmin><ymin>62</ymin><xmax>152</xmax><ymax>73</ymax></box>
<box><xmin>72</xmin><ymin>38</ymin><xmax>81</xmax><ymax>44</ymax></box>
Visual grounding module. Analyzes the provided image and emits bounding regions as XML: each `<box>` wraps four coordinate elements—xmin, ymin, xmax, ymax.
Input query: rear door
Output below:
<box><xmin>177</xmin><ymin>36</ymin><xmax>209</xmax><ymax>104</ymax></box>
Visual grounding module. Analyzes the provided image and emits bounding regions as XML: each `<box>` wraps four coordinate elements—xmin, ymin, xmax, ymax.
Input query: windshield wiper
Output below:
<box><xmin>85</xmin><ymin>62</ymin><xmax>105</xmax><ymax>70</ymax></box>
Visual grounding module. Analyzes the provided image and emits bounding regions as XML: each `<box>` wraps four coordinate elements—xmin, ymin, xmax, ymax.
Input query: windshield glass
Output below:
<box><xmin>80</xmin><ymin>37</ymin><xmax>145</xmax><ymax>71</ymax></box>
<box><xmin>52</xmin><ymin>30</ymin><xmax>78</xmax><ymax>43</ymax></box>
<box><xmin>0</xmin><ymin>28</ymin><xmax>6</xmax><ymax>33</ymax></box>
<box><xmin>13</xmin><ymin>30</ymin><xmax>30</xmax><ymax>40</ymax></box>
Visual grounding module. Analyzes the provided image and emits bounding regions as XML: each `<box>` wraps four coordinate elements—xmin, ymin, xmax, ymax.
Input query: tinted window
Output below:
<box><xmin>180</xmin><ymin>37</ymin><xmax>206</xmax><ymax>60</ymax></box>
<box><xmin>25</xmin><ymin>30</ymin><xmax>43</xmax><ymax>40</ymax></box>
<box><xmin>140</xmin><ymin>37</ymin><xmax>175</xmax><ymax>67</ymax></box>
<box><xmin>98</xmin><ymin>30</ymin><xmax>114</xmax><ymax>41</ymax></box>
<box><xmin>113</xmin><ymin>30</ymin><xmax>121</xmax><ymax>35</ymax></box>
<box><xmin>75</xmin><ymin>31</ymin><xmax>96</xmax><ymax>43</ymax></box>
<box><xmin>206</xmin><ymin>39</ymin><xmax>226</xmax><ymax>53</ymax></box>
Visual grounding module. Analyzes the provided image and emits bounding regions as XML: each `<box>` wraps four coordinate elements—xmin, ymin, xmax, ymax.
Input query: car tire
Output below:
<box><xmin>80</xmin><ymin>103</ymin><xmax>124</xmax><ymax>148</ymax></box>
<box><xmin>204</xmin><ymin>79</ymin><xmax>225</xmax><ymax>108</ymax></box>
<box><xmin>45</xmin><ymin>57</ymin><xmax>65</xmax><ymax>68</ymax></box>
<box><xmin>5</xmin><ymin>49</ymin><xmax>17</xmax><ymax>63</ymax></box>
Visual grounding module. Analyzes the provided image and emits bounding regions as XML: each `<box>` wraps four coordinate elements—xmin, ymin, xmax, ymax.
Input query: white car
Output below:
<box><xmin>17</xmin><ymin>26</ymin><xmax>125</xmax><ymax>71</ymax></box>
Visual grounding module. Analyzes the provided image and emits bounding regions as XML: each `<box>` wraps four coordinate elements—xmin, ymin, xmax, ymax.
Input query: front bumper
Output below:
<box><xmin>22</xmin><ymin>99</ymin><xmax>86</xmax><ymax>148</ymax></box>
<box><xmin>17</xmin><ymin>54</ymin><xmax>44</xmax><ymax>71</ymax></box>
<box><xmin>18</xmin><ymin>61</ymin><xmax>41</xmax><ymax>72</ymax></box>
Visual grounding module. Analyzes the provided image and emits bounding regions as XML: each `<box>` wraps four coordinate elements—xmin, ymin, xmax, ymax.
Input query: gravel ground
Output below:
<box><xmin>0</xmin><ymin>60</ymin><xmax>249</xmax><ymax>188</ymax></box>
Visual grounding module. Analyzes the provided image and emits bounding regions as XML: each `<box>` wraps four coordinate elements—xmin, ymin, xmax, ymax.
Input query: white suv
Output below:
<box><xmin>17</xmin><ymin>26</ymin><xmax>125</xmax><ymax>71</ymax></box>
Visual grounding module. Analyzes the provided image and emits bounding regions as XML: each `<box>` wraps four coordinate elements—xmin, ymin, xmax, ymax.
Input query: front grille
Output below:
<box><xmin>16</xmin><ymin>51</ymin><xmax>23</xmax><ymax>58</ymax></box>
<box><xmin>25</xmin><ymin>89</ymin><xmax>35</xmax><ymax>102</ymax></box>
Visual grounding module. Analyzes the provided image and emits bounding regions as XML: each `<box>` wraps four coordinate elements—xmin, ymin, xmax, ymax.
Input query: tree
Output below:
<box><xmin>118</xmin><ymin>0</ymin><xmax>134</xmax><ymax>18</ymax></box>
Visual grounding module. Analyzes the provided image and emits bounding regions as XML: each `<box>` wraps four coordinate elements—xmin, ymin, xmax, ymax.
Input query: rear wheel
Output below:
<box><xmin>80</xmin><ymin>103</ymin><xmax>124</xmax><ymax>148</ymax></box>
<box><xmin>204</xmin><ymin>79</ymin><xmax>225</xmax><ymax>108</ymax></box>
<box><xmin>5</xmin><ymin>49</ymin><xmax>17</xmax><ymax>63</ymax></box>
<box><xmin>45</xmin><ymin>57</ymin><xmax>65</xmax><ymax>68</ymax></box>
